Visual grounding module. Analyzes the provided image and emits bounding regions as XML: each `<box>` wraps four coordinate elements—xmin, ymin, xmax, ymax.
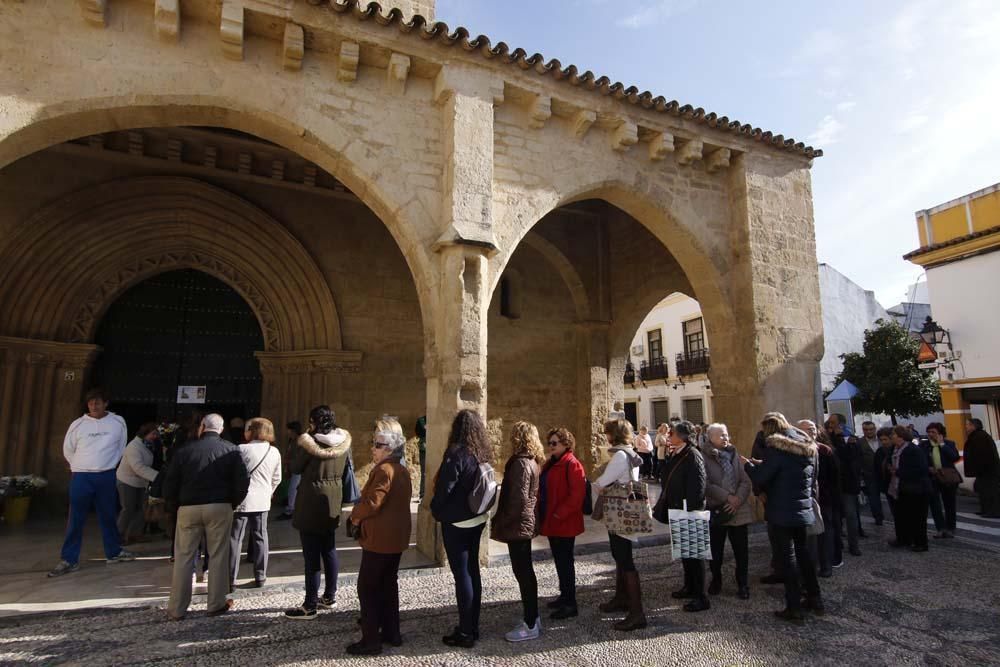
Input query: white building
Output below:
<box><xmin>905</xmin><ymin>182</ymin><xmax>1000</xmax><ymax>439</ymax></box>
<box><xmin>622</xmin><ymin>293</ymin><xmax>713</xmax><ymax>429</ymax></box>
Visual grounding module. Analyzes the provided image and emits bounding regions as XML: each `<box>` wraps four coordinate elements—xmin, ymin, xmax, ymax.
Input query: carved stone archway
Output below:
<box><xmin>0</xmin><ymin>176</ymin><xmax>361</xmax><ymax>485</ymax></box>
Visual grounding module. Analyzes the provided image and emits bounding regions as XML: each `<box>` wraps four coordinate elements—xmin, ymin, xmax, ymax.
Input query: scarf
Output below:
<box><xmin>930</xmin><ymin>441</ymin><xmax>942</xmax><ymax>470</ymax></box>
<box><xmin>889</xmin><ymin>444</ymin><xmax>905</xmax><ymax>499</ymax></box>
<box><xmin>718</xmin><ymin>447</ymin><xmax>737</xmax><ymax>487</ymax></box>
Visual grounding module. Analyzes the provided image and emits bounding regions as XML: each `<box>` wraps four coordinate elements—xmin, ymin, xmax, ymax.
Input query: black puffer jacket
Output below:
<box><xmin>430</xmin><ymin>445</ymin><xmax>481</xmax><ymax>525</ymax></box>
<box><xmin>816</xmin><ymin>442</ymin><xmax>841</xmax><ymax>512</ymax></box>
<box><xmin>653</xmin><ymin>444</ymin><xmax>706</xmax><ymax>522</ymax></box>
<box><xmin>745</xmin><ymin>429</ymin><xmax>817</xmax><ymax>528</ymax></box>
<box><xmin>831</xmin><ymin>433</ymin><xmax>862</xmax><ymax>494</ymax></box>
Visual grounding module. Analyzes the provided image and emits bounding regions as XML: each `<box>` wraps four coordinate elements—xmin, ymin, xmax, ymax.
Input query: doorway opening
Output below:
<box><xmin>93</xmin><ymin>269</ymin><xmax>264</xmax><ymax>434</ymax></box>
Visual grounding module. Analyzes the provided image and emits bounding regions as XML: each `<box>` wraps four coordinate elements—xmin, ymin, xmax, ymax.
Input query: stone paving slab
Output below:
<box><xmin>1</xmin><ymin>525</ymin><xmax>998</xmax><ymax>667</ymax></box>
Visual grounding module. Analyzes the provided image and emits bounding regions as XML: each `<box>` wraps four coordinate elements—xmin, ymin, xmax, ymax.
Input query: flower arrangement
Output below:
<box><xmin>0</xmin><ymin>475</ymin><xmax>48</xmax><ymax>498</ymax></box>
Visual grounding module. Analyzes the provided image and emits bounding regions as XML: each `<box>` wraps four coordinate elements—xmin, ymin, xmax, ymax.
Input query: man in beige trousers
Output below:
<box><xmin>162</xmin><ymin>414</ymin><xmax>249</xmax><ymax>620</ymax></box>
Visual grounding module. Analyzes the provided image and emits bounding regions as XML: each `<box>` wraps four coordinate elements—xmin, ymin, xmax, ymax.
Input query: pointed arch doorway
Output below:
<box><xmin>92</xmin><ymin>269</ymin><xmax>264</xmax><ymax>431</ymax></box>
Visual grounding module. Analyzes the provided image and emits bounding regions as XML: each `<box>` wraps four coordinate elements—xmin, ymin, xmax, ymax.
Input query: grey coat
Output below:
<box><xmin>700</xmin><ymin>441</ymin><xmax>753</xmax><ymax>526</ymax></box>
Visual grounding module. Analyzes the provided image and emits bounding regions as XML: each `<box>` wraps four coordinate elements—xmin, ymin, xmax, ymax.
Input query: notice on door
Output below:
<box><xmin>177</xmin><ymin>385</ymin><xmax>207</xmax><ymax>404</ymax></box>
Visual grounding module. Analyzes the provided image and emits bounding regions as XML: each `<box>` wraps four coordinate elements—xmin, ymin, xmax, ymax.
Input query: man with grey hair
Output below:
<box><xmin>162</xmin><ymin>413</ymin><xmax>249</xmax><ymax>620</ymax></box>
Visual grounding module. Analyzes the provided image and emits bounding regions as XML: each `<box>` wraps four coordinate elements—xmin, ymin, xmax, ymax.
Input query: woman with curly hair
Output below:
<box><xmin>538</xmin><ymin>427</ymin><xmax>586</xmax><ymax>620</ymax></box>
<box><xmin>430</xmin><ymin>409</ymin><xmax>494</xmax><ymax>649</ymax></box>
<box><xmin>491</xmin><ymin>421</ymin><xmax>546</xmax><ymax>642</ymax></box>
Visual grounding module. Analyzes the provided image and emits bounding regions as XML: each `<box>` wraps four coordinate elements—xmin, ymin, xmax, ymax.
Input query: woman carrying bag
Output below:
<box><xmin>654</xmin><ymin>420</ymin><xmax>710</xmax><ymax>612</ymax></box>
<box><xmin>592</xmin><ymin>417</ymin><xmax>646</xmax><ymax>631</ymax></box>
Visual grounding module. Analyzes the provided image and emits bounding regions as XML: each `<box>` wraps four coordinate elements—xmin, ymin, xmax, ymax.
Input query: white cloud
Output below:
<box><xmin>896</xmin><ymin>112</ymin><xmax>929</xmax><ymax>133</ymax></box>
<box><xmin>800</xmin><ymin>28</ymin><xmax>843</xmax><ymax>60</ymax></box>
<box><xmin>616</xmin><ymin>0</ymin><xmax>700</xmax><ymax>29</ymax></box>
<box><xmin>835</xmin><ymin>100</ymin><xmax>857</xmax><ymax>112</ymax></box>
<box><xmin>889</xmin><ymin>2</ymin><xmax>929</xmax><ymax>54</ymax></box>
<box><xmin>808</xmin><ymin>115</ymin><xmax>845</xmax><ymax>146</ymax></box>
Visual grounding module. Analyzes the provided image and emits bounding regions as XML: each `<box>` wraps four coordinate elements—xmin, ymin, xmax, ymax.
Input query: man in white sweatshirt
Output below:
<box><xmin>48</xmin><ymin>388</ymin><xmax>135</xmax><ymax>577</ymax></box>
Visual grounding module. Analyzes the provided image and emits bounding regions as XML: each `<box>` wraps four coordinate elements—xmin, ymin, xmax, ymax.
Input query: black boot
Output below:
<box><xmin>613</xmin><ymin>571</ymin><xmax>647</xmax><ymax>631</ymax></box>
<box><xmin>599</xmin><ymin>568</ymin><xmax>627</xmax><ymax>613</ymax></box>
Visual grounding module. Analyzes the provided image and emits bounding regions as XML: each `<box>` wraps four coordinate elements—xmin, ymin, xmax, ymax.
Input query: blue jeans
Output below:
<box><xmin>61</xmin><ymin>469</ymin><xmax>122</xmax><ymax>564</ymax></box>
<box><xmin>442</xmin><ymin>522</ymin><xmax>484</xmax><ymax>636</ymax></box>
<box><xmin>300</xmin><ymin>529</ymin><xmax>338</xmax><ymax>609</ymax></box>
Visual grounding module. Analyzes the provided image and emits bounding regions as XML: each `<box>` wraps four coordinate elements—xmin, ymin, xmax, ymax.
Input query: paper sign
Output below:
<box><xmin>177</xmin><ymin>385</ymin><xmax>207</xmax><ymax>404</ymax></box>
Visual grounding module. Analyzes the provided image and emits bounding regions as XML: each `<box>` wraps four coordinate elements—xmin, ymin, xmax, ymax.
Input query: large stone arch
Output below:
<box><xmin>0</xmin><ymin>177</ymin><xmax>341</xmax><ymax>352</ymax></box>
<box><xmin>517</xmin><ymin>232</ymin><xmax>590</xmax><ymax>322</ymax></box>
<box><xmin>0</xmin><ymin>99</ymin><xmax>435</xmax><ymax>340</ymax></box>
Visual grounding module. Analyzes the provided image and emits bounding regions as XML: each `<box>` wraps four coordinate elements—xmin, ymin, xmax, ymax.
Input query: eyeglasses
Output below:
<box><xmin>373</xmin><ymin>442</ymin><xmax>391</xmax><ymax>449</ymax></box>
<box><xmin>547</xmin><ymin>440</ymin><xmax>561</xmax><ymax>447</ymax></box>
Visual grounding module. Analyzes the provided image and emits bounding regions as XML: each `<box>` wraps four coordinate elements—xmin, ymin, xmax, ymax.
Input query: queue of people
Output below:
<box><xmin>45</xmin><ymin>386</ymin><xmax>1000</xmax><ymax>649</ymax></box>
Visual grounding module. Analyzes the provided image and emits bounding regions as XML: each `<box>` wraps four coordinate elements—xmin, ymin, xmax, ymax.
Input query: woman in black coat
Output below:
<box><xmin>922</xmin><ymin>422</ymin><xmax>960</xmax><ymax>538</ymax></box>
<box><xmin>888</xmin><ymin>425</ymin><xmax>932</xmax><ymax>552</ymax></box>
<box><xmin>654</xmin><ymin>420</ymin><xmax>709</xmax><ymax>612</ymax></box>
<box><xmin>743</xmin><ymin>412</ymin><xmax>822</xmax><ymax>623</ymax></box>
<box><xmin>430</xmin><ymin>409</ymin><xmax>494</xmax><ymax>649</ymax></box>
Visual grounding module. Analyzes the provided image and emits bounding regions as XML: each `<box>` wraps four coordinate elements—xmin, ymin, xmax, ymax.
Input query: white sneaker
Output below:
<box><xmin>505</xmin><ymin>617</ymin><xmax>541</xmax><ymax>642</ymax></box>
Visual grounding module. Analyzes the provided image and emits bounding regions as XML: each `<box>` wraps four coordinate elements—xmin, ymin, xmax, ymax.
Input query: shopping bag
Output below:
<box><xmin>600</xmin><ymin>481</ymin><xmax>653</xmax><ymax>536</ymax></box>
<box><xmin>806</xmin><ymin>497</ymin><xmax>824</xmax><ymax>536</ymax></box>
<box><xmin>667</xmin><ymin>500</ymin><xmax>712</xmax><ymax>560</ymax></box>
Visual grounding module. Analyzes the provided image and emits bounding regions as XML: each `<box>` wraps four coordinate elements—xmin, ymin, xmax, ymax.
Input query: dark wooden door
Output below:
<box><xmin>93</xmin><ymin>269</ymin><xmax>264</xmax><ymax>435</ymax></box>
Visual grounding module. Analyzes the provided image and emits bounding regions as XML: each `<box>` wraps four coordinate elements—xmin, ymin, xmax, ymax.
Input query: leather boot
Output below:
<box><xmin>613</xmin><ymin>571</ymin><xmax>647</xmax><ymax>631</ymax></box>
<box><xmin>599</xmin><ymin>568</ymin><xmax>627</xmax><ymax>613</ymax></box>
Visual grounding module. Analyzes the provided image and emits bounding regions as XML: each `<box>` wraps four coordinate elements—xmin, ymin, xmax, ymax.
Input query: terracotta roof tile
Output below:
<box><xmin>903</xmin><ymin>225</ymin><xmax>1000</xmax><ymax>260</ymax></box>
<box><xmin>324</xmin><ymin>1</ymin><xmax>823</xmax><ymax>159</ymax></box>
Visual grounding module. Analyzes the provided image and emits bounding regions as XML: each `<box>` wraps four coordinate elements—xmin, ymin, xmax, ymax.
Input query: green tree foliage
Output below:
<box><xmin>834</xmin><ymin>318</ymin><xmax>941</xmax><ymax>424</ymax></box>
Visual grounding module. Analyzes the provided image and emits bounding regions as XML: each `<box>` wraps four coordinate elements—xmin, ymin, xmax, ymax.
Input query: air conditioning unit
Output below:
<box><xmin>631</xmin><ymin>344</ymin><xmax>644</xmax><ymax>356</ymax></box>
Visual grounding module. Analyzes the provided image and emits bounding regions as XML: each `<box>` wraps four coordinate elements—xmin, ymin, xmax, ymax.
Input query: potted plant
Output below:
<box><xmin>0</xmin><ymin>475</ymin><xmax>48</xmax><ymax>525</ymax></box>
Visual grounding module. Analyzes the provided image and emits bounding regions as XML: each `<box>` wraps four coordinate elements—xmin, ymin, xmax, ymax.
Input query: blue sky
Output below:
<box><xmin>436</xmin><ymin>0</ymin><xmax>1000</xmax><ymax>307</ymax></box>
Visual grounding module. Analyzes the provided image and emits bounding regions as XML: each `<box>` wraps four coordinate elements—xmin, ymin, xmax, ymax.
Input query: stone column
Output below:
<box><xmin>576</xmin><ymin>322</ymin><xmax>614</xmax><ymax>473</ymax></box>
<box><xmin>720</xmin><ymin>152</ymin><xmax>825</xmax><ymax>450</ymax></box>
<box><xmin>417</xmin><ymin>64</ymin><xmax>500</xmax><ymax>563</ymax></box>
<box><xmin>0</xmin><ymin>336</ymin><xmax>98</xmax><ymax>493</ymax></box>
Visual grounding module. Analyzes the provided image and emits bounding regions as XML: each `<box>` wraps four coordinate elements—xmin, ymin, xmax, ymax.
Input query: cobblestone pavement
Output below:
<box><xmin>2</xmin><ymin>527</ymin><xmax>999</xmax><ymax>667</ymax></box>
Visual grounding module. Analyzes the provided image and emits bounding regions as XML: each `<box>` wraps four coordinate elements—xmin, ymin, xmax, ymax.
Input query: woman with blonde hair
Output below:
<box><xmin>491</xmin><ymin>421</ymin><xmax>546</xmax><ymax>642</ymax></box>
<box><xmin>593</xmin><ymin>417</ymin><xmax>645</xmax><ymax>631</ymax></box>
<box><xmin>230</xmin><ymin>417</ymin><xmax>282</xmax><ymax>589</ymax></box>
<box><xmin>742</xmin><ymin>412</ymin><xmax>823</xmax><ymax>622</ymax></box>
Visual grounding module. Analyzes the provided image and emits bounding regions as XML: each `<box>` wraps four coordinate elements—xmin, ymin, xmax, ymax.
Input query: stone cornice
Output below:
<box><xmin>255</xmin><ymin>349</ymin><xmax>363</xmax><ymax>373</ymax></box>
<box><xmin>65</xmin><ymin>0</ymin><xmax>817</xmax><ymax>167</ymax></box>
<box><xmin>0</xmin><ymin>336</ymin><xmax>100</xmax><ymax>369</ymax></box>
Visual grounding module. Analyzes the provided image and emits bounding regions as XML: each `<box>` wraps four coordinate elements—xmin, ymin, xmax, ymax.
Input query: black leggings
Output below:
<box><xmin>442</xmin><ymin>522</ymin><xmax>484</xmax><ymax>636</ymax></box>
<box><xmin>608</xmin><ymin>532</ymin><xmax>636</xmax><ymax>573</ymax></box>
<box><xmin>507</xmin><ymin>540</ymin><xmax>539</xmax><ymax>625</ymax></box>
<box><xmin>547</xmin><ymin>536</ymin><xmax>576</xmax><ymax>605</ymax></box>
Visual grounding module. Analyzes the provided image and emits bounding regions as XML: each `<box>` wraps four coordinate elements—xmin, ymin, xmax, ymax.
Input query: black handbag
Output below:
<box><xmin>582</xmin><ymin>479</ymin><xmax>593</xmax><ymax>516</ymax></box>
<box><xmin>710</xmin><ymin>505</ymin><xmax>735</xmax><ymax>526</ymax></box>
<box><xmin>342</xmin><ymin>450</ymin><xmax>361</xmax><ymax>505</ymax></box>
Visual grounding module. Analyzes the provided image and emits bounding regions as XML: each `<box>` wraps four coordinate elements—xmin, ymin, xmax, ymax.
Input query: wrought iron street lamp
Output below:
<box><xmin>918</xmin><ymin>316</ymin><xmax>949</xmax><ymax>347</ymax></box>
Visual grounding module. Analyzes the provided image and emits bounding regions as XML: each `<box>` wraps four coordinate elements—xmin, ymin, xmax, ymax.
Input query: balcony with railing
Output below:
<box><xmin>639</xmin><ymin>356</ymin><xmax>669</xmax><ymax>382</ymax></box>
<box><xmin>623</xmin><ymin>361</ymin><xmax>636</xmax><ymax>384</ymax></box>
<box><xmin>676</xmin><ymin>349</ymin><xmax>710</xmax><ymax>376</ymax></box>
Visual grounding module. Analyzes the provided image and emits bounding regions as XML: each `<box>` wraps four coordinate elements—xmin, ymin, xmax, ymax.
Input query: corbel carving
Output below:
<box><xmin>572</xmin><ymin>110</ymin><xmax>596</xmax><ymax>139</ymax></box>
<box><xmin>677</xmin><ymin>138</ymin><xmax>703</xmax><ymax>166</ymax></box>
<box><xmin>303</xmin><ymin>164</ymin><xmax>317</xmax><ymax>186</ymax></box>
<box><xmin>705</xmin><ymin>147</ymin><xmax>731</xmax><ymax>173</ymax></box>
<box><xmin>386</xmin><ymin>52</ymin><xmax>410</xmax><ymax>95</ymax></box>
<box><xmin>220</xmin><ymin>0</ymin><xmax>244</xmax><ymax>61</ymax></box>
<box><xmin>127</xmin><ymin>132</ymin><xmax>144</xmax><ymax>157</ymax></box>
<box><xmin>611</xmin><ymin>119</ymin><xmax>638</xmax><ymax>152</ymax></box>
<box><xmin>238</xmin><ymin>152</ymin><xmax>252</xmax><ymax>174</ymax></box>
<box><xmin>271</xmin><ymin>160</ymin><xmax>285</xmax><ymax>180</ymax></box>
<box><xmin>526</xmin><ymin>94</ymin><xmax>552</xmax><ymax>130</ymax></box>
<box><xmin>648</xmin><ymin>131</ymin><xmax>675</xmax><ymax>161</ymax></box>
<box><xmin>79</xmin><ymin>0</ymin><xmax>107</xmax><ymax>27</ymax></box>
<box><xmin>338</xmin><ymin>41</ymin><xmax>360</xmax><ymax>82</ymax></box>
<box><xmin>283</xmin><ymin>22</ymin><xmax>304</xmax><ymax>71</ymax></box>
<box><xmin>204</xmin><ymin>146</ymin><xmax>218</xmax><ymax>168</ymax></box>
<box><xmin>154</xmin><ymin>0</ymin><xmax>180</xmax><ymax>42</ymax></box>
<box><xmin>166</xmin><ymin>138</ymin><xmax>183</xmax><ymax>162</ymax></box>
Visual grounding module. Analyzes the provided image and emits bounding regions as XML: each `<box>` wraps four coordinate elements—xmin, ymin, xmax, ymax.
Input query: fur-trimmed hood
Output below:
<box><xmin>766</xmin><ymin>429</ymin><xmax>817</xmax><ymax>459</ymax></box>
<box><xmin>298</xmin><ymin>429</ymin><xmax>352</xmax><ymax>459</ymax></box>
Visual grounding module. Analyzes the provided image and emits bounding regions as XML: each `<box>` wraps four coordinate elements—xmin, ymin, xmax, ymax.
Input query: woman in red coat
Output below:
<box><xmin>538</xmin><ymin>427</ymin><xmax>586</xmax><ymax>619</ymax></box>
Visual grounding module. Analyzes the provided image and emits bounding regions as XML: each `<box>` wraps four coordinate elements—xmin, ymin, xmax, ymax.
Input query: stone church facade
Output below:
<box><xmin>0</xmin><ymin>0</ymin><xmax>824</xmax><ymax>558</ymax></box>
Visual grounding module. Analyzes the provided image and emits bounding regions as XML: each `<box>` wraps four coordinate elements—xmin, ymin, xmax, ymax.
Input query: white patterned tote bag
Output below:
<box><xmin>667</xmin><ymin>500</ymin><xmax>712</xmax><ymax>561</ymax></box>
